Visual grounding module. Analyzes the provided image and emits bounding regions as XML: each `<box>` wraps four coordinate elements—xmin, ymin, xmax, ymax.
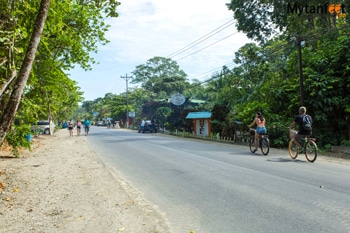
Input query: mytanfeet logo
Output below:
<box><xmin>287</xmin><ymin>3</ymin><xmax>347</xmax><ymax>18</ymax></box>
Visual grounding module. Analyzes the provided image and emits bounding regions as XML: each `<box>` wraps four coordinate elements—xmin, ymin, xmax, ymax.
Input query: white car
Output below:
<box><xmin>31</xmin><ymin>120</ymin><xmax>56</xmax><ymax>135</ymax></box>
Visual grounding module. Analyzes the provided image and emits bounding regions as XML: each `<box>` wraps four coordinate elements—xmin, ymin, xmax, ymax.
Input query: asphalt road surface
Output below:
<box><xmin>86</xmin><ymin>126</ymin><xmax>350</xmax><ymax>233</ymax></box>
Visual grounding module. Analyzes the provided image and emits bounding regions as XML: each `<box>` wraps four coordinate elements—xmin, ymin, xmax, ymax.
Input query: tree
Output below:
<box><xmin>131</xmin><ymin>56</ymin><xmax>189</xmax><ymax>96</ymax></box>
<box><xmin>226</xmin><ymin>0</ymin><xmax>287</xmax><ymax>43</ymax></box>
<box><xmin>0</xmin><ymin>0</ymin><xmax>51</xmax><ymax>146</ymax></box>
<box><xmin>226</xmin><ymin>0</ymin><xmax>349</xmax><ymax>43</ymax></box>
<box><xmin>0</xmin><ymin>0</ymin><xmax>120</xmax><ymax>147</ymax></box>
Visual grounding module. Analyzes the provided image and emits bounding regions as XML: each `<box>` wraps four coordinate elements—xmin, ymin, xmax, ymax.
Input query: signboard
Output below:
<box><xmin>129</xmin><ymin>112</ymin><xmax>135</xmax><ymax>117</ymax></box>
<box><xmin>170</xmin><ymin>94</ymin><xmax>186</xmax><ymax>106</ymax></box>
<box><xmin>195</xmin><ymin>119</ymin><xmax>209</xmax><ymax>136</ymax></box>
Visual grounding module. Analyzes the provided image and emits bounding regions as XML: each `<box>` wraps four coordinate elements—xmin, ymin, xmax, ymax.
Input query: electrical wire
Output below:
<box><xmin>190</xmin><ymin>61</ymin><xmax>235</xmax><ymax>80</ymax></box>
<box><xmin>175</xmin><ymin>31</ymin><xmax>240</xmax><ymax>62</ymax></box>
<box><xmin>166</xmin><ymin>19</ymin><xmax>235</xmax><ymax>58</ymax></box>
<box><xmin>185</xmin><ymin>40</ymin><xmax>293</xmax><ymax>88</ymax></box>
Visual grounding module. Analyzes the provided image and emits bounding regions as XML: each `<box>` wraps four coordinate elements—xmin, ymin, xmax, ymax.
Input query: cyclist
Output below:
<box><xmin>248</xmin><ymin>111</ymin><xmax>267</xmax><ymax>152</ymax></box>
<box><xmin>289</xmin><ymin>106</ymin><xmax>313</xmax><ymax>149</ymax></box>
<box><xmin>84</xmin><ymin>119</ymin><xmax>91</xmax><ymax>136</ymax></box>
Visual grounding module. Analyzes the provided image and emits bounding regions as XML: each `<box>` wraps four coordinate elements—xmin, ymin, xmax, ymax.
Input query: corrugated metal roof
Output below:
<box><xmin>186</xmin><ymin>112</ymin><xmax>212</xmax><ymax>119</ymax></box>
<box><xmin>189</xmin><ymin>99</ymin><xmax>206</xmax><ymax>104</ymax></box>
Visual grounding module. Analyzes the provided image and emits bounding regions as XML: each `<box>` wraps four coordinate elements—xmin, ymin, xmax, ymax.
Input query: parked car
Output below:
<box><xmin>31</xmin><ymin>120</ymin><xmax>56</xmax><ymax>135</ymax></box>
<box><xmin>138</xmin><ymin>120</ymin><xmax>157</xmax><ymax>133</ymax></box>
<box><xmin>96</xmin><ymin>121</ymin><xmax>104</xmax><ymax>126</ymax></box>
<box><xmin>60</xmin><ymin>122</ymin><xmax>68</xmax><ymax>128</ymax></box>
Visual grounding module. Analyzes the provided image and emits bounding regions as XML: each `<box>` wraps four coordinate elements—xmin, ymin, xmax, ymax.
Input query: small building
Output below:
<box><xmin>186</xmin><ymin>112</ymin><xmax>212</xmax><ymax>136</ymax></box>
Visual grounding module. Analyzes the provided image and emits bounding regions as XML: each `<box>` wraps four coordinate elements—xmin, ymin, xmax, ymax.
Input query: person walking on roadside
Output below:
<box><xmin>68</xmin><ymin>119</ymin><xmax>74</xmax><ymax>137</ymax></box>
<box><xmin>76</xmin><ymin>120</ymin><xmax>82</xmax><ymax>136</ymax></box>
<box><xmin>84</xmin><ymin>119</ymin><xmax>91</xmax><ymax>136</ymax></box>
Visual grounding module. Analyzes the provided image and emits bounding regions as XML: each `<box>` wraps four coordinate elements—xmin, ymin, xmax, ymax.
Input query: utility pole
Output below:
<box><xmin>296</xmin><ymin>34</ymin><xmax>305</xmax><ymax>106</ymax></box>
<box><xmin>121</xmin><ymin>74</ymin><xmax>132</xmax><ymax>128</ymax></box>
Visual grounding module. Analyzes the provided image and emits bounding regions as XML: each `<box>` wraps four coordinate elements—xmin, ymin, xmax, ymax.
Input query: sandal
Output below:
<box><xmin>252</xmin><ymin>149</ymin><xmax>257</xmax><ymax>153</ymax></box>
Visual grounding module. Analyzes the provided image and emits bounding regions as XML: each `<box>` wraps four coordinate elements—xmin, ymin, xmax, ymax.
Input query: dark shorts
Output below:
<box><xmin>68</xmin><ymin>127</ymin><xmax>73</xmax><ymax>130</ymax></box>
<box><xmin>77</xmin><ymin>126</ymin><xmax>81</xmax><ymax>129</ymax></box>
<box><xmin>295</xmin><ymin>133</ymin><xmax>311</xmax><ymax>141</ymax></box>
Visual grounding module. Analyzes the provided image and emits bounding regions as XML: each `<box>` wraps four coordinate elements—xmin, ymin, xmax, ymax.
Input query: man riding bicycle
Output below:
<box><xmin>289</xmin><ymin>106</ymin><xmax>313</xmax><ymax>149</ymax></box>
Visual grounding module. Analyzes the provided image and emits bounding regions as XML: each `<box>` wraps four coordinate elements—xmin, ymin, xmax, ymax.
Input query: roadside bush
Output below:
<box><xmin>340</xmin><ymin>140</ymin><xmax>350</xmax><ymax>147</ymax></box>
<box><xmin>267</xmin><ymin>122</ymin><xmax>289</xmax><ymax>148</ymax></box>
<box><xmin>5</xmin><ymin>124</ymin><xmax>32</xmax><ymax>157</ymax></box>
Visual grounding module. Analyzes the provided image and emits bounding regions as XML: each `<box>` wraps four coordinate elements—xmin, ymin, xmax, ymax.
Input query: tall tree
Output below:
<box><xmin>131</xmin><ymin>56</ymin><xmax>189</xmax><ymax>96</ymax></box>
<box><xmin>0</xmin><ymin>0</ymin><xmax>51</xmax><ymax>145</ymax></box>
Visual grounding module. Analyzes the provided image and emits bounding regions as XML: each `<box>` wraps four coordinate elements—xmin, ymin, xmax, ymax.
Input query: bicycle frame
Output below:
<box><xmin>249</xmin><ymin>128</ymin><xmax>270</xmax><ymax>155</ymax></box>
<box><xmin>288</xmin><ymin>129</ymin><xmax>318</xmax><ymax>162</ymax></box>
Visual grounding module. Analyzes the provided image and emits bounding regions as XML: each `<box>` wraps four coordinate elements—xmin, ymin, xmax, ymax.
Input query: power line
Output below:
<box><xmin>186</xmin><ymin>40</ymin><xmax>293</xmax><ymax>87</ymax></box>
<box><xmin>175</xmin><ymin>31</ymin><xmax>239</xmax><ymax>62</ymax></box>
<box><xmin>107</xmin><ymin>77</ymin><xmax>124</xmax><ymax>94</ymax></box>
<box><xmin>166</xmin><ymin>19</ymin><xmax>235</xmax><ymax>58</ymax></box>
<box><xmin>189</xmin><ymin>62</ymin><xmax>236</xmax><ymax>80</ymax></box>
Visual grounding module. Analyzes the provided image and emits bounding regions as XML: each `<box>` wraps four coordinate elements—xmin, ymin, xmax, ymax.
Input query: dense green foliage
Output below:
<box><xmin>0</xmin><ymin>0</ymin><xmax>119</xmax><ymax>153</ymax></box>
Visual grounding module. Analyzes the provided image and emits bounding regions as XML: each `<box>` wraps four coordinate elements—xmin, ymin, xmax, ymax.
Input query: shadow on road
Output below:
<box><xmin>266</xmin><ymin>157</ymin><xmax>308</xmax><ymax>163</ymax></box>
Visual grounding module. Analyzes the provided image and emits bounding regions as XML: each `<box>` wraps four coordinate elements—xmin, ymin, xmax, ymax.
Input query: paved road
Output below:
<box><xmin>86</xmin><ymin>127</ymin><xmax>350</xmax><ymax>233</ymax></box>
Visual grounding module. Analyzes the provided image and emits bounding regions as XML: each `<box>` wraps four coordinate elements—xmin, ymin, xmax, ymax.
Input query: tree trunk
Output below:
<box><xmin>0</xmin><ymin>0</ymin><xmax>51</xmax><ymax>145</ymax></box>
<box><xmin>0</xmin><ymin>69</ymin><xmax>17</xmax><ymax>97</ymax></box>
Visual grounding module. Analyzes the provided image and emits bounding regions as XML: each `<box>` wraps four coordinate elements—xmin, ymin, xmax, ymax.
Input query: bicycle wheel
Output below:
<box><xmin>260</xmin><ymin>137</ymin><xmax>270</xmax><ymax>155</ymax></box>
<box><xmin>288</xmin><ymin>140</ymin><xmax>298</xmax><ymax>159</ymax></box>
<box><xmin>305</xmin><ymin>140</ymin><xmax>317</xmax><ymax>163</ymax></box>
<box><xmin>249</xmin><ymin>136</ymin><xmax>256</xmax><ymax>153</ymax></box>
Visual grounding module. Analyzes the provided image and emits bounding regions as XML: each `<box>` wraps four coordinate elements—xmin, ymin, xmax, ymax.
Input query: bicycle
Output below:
<box><xmin>288</xmin><ymin>129</ymin><xmax>318</xmax><ymax>162</ymax></box>
<box><xmin>249</xmin><ymin>128</ymin><xmax>270</xmax><ymax>155</ymax></box>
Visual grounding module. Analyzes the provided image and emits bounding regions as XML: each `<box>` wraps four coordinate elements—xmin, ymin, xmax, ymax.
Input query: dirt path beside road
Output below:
<box><xmin>0</xmin><ymin>129</ymin><xmax>171</xmax><ymax>233</ymax></box>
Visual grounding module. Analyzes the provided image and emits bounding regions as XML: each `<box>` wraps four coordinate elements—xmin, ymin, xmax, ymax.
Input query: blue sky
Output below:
<box><xmin>68</xmin><ymin>0</ymin><xmax>253</xmax><ymax>101</ymax></box>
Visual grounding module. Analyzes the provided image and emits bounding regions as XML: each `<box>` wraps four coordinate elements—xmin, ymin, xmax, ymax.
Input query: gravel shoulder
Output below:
<box><xmin>0</xmin><ymin>129</ymin><xmax>172</xmax><ymax>233</ymax></box>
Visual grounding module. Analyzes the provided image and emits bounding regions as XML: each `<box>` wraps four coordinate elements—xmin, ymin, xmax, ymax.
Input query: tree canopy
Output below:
<box><xmin>226</xmin><ymin>0</ymin><xmax>349</xmax><ymax>43</ymax></box>
<box><xmin>131</xmin><ymin>56</ymin><xmax>189</xmax><ymax>96</ymax></box>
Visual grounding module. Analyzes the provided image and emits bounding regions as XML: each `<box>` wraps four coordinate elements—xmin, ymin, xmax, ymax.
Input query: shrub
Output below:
<box><xmin>340</xmin><ymin>140</ymin><xmax>350</xmax><ymax>147</ymax></box>
<box><xmin>5</xmin><ymin>124</ymin><xmax>32</xmax><ymax>157</ymax></box>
